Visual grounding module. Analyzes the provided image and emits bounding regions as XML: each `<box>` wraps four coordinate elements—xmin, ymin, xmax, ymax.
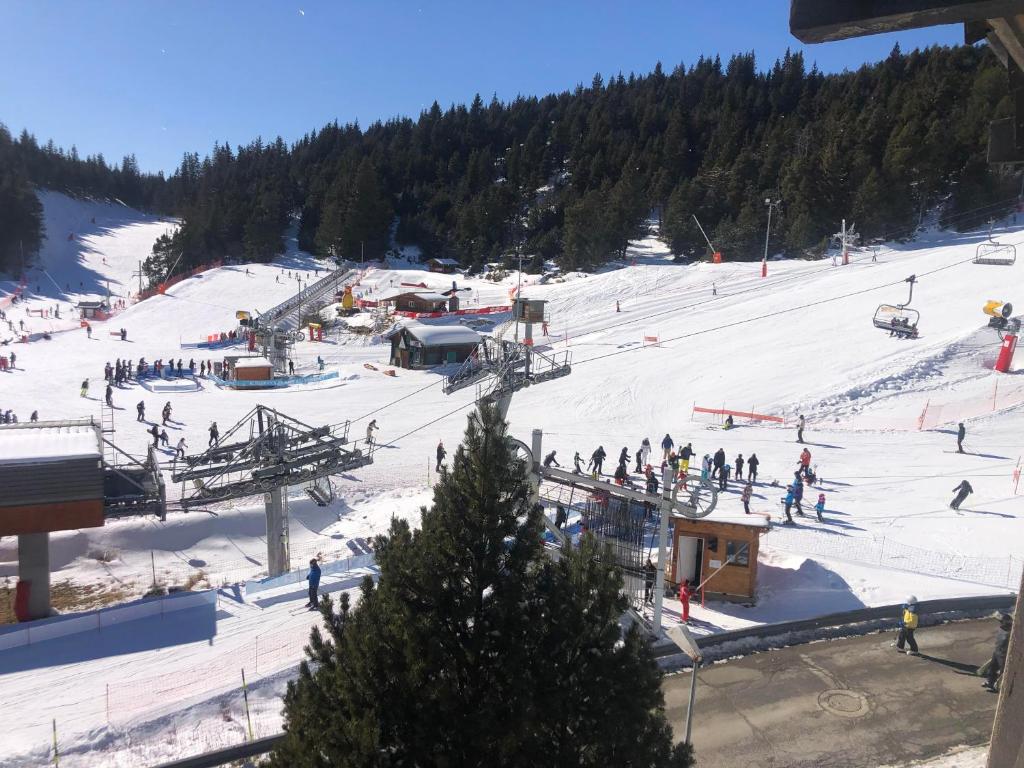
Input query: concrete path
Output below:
<box><xmin>663</xmin><ymin>619</ymin><xmax>1000</xmax><ymax>767</ymax></box>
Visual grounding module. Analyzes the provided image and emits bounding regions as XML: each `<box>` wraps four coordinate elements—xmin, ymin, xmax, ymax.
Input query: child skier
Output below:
<box><xmin>815</xmin><ymin>493</ymin><xmax>826</xmax><ymax>522</ymax></box>
<box><xmin>678</xmin><ymin>579</ymin><xmax>692</xmax><ymax>623</ymax></box>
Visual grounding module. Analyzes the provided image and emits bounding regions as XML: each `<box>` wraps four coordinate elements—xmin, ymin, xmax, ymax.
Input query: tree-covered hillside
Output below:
<box><xmin>2</xmin><ymin>44</ymin><xmax>1018</xmax><ymax>282</ymax></box>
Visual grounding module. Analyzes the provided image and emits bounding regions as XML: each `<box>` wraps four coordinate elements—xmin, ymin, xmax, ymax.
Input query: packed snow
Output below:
<box><xmin>1</xmin><ymin>191</ymin><xmax>1022</xmax><ymax>765</ymax></box>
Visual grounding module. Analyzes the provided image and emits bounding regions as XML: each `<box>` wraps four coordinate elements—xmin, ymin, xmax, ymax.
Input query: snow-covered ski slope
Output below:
<box><xmin>1</xmin><ymin>192</ymin><xmax>1022</xmax><ymax>766</ymax></box>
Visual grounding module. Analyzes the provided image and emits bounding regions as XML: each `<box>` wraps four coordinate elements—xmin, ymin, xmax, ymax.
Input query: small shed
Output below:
<box><xmin>427</xmin><ymin>258</ymin><xmax>460</xmax><ymax>274</ymax></box>
<box><xmin>390</xmin><ymin>292</ymin><xmax>454</xmax><ymax>314</ymax></box>
<box><xmin>230</xmin><ymin>356</ymin><xmax>274</xmax><ymax>382</ymax></box>
<box><xmin>388</xmin><ymin>322</ymin><xmax>481</xmax><ymax>369</ymax></box>
<box><xmin>668</xmin><ymin>511</ymin><xmax>768</xmax><ymax>601</ymax></box>
<box><xmin>77</xmin><ymin>300</ymin><xmax>110</xmax><ymax>320</ymax></box>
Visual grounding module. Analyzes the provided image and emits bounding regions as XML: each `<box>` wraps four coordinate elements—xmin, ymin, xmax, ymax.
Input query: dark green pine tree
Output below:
<box><xmin>269</xmin><ymin>405</ymin><xmax>693</xmax><ymax>768</ymax></box>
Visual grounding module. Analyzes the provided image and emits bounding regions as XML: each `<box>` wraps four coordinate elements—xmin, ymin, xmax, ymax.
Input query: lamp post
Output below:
<box><xmin>763</xmin><ymin>198</ymin><xmax>781</xmax><ymax>277</ymax></box>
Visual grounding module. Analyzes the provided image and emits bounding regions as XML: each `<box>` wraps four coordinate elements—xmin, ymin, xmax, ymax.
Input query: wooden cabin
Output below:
<box><xmin>427</xmin><ymin>257</ymin><xmax>460</xmax><ymax>274</ymax></box>
<box><xmin>77</xmin><ymin>300</ymin><xmax>110</xmax><ymax>320</ymax></box>
<box><xmin>228</xmin><ymin>356</ymin><xmax>273</xmax><ymax>382</ymax></box>
<box><xmin>387</xmin><ymin>291</ymin><xmax>454</xmax><ymax>314</ymax></box>
<box><xmin>668</xmin><ymin>512</ymin><xmax>768</xmax><ymax>601</ymax></box>
<box><xmin>387</xmin><ymin>322</ymin><xmax>481</xmax><ymax>369</ymax></box>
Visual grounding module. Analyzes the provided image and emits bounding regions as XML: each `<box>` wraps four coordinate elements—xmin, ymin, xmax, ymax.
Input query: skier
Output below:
<box><xmin>136</xmin><ymin>401</ymin><xmax>145</xmax><ymax>422</ymax></box>
<box><xmin>200</xmin><ymin>361</ymin><xmax>206</xmax><ymax>377</ymax></box>
<box><xmin>782</xmin><ymin>487</ymin><xmax>795</xmax><ymax>524</ymax></box>
<box><xmin>305</xmin><ymin>558</ymin><xmax>321</xmax><ymax>609</ymax></box>
<box><xmin>543</xmin><ymin>450</ymin><xmax>560</xmax><ymax>468</ymax></box>
<box><xmin>30</xmin><ymin>410</ymin><xmax>38</xmax><ymax>423</ymax></box>
<box><xmin>741</xmin><ymin>481</ymin><xmax>753</xmax><ymax>514</ymax></box>
<box><xmin>573</xmin><ymin>451</ymin><xmax>584</xmax><ymax>474</ymax></box>
<box><xmin>661</xmin><ymin>433</ymin><xmax>674</xmax><ymax>461</ymax></box>
<box><xmin>366</xmin><ymin>419</ymin><xmax>378</xmax><ymax>446</ymax></box>
<box><xmin>712</xmin><ymin>448</ymin><xmax>725</xmax><ymax>479</ymax></box>
<box><xmin>815</xmin><ymin>493</ymin><xmax>826</xmax><ymax>523</ymax></box>
<box><xmin>634</xmin><ymin>447</ymin><xmax>644</xmax><ymax>473</ymax></box>
<box><xmin>718</xmin><ymin>463</ymin><xmax>729</xmax><ymax>492</ymax></box>
<box><xmin>792</xmin><ymin>479</ymin><xmax>805</xmax><ymax>516</ymax></box>
<box><xmin>159</xmin><ymin>428</ymin><xmax>170</xmax><ymax>447</ymax></box>
<box><xmin>799</xmin><ymin>447</ymin><xmax>812</xmax><ymax>477</ymax></box>
<box><xmin>105</xmin><ymin>384</ymin><xmax>113</xmax><ymax>408</ymax></box>
<box><xmin>747</xmin><ymin>453</ymin><xmax>760</xmax><ymax>483</ymax></box>
<box><xmin>288</xmin><ymin>360</ymin><xmax>295</xmax><ymax>376</ymax></box>
<box><xmin>950</xmin><ymin>480</ymin><xmax>973</xmax><ymax>511</ymax></box>
<box><xmin>8</xmin><ymin>351</ymin><xmax>14</xmax><ymax>369</ymax></box>
<box><xmin>644</xmin><ymin>559</ymin><xmax>656</xmax><ymax>603</ymax></box>
<box><xmin>86</xmin><ymin>324</ymin><xmax>92</xmax><ymax>339</ymax></box>
<box><xmin>982</xmin><ymin>613</ymin><xmax>1013</xmax><ymax>691</ymax></box>
<box><xmin>208</xmin><ymin>422</ymin><xmax>219</xmax><ymax>447</ymax></box>
<box><xmin>639</xmin><ymin>437</ymin><xmax>651</xmax><ymax>467</ymax></box>
<box><xmin>120</xmin><ymin>328</ymin><xmax>127</xmax><ymax>341</ymax></box>
<box><xmin>678</xmin><ymin>579</ymin><xmax>692</xmax><ymax>623</ymax></box>
<box><xmin>894</xmin><ymin>596</ymin><xmax>920</xmax><ymax>655</ymax></box>
<box><xmin>149</xmin><ymin>423</ymin><xmax>160</xmax><ymax>448</ymax></box>
<box><xmin>589</xmin><ymin>446</ymin><xmax>606</xmax><ymax>476</ymax></box>
<box><xmin>680</xmin><ymin>442</ymin><xmax>694</xmax><ymax>474</ymax></box>
<box><xmin>735</xmin><ymin>453</ymin><xmax>744</xmax><ymax>480</ymax></box>
<box><xmin>436</xmin><ymin>441</ymin><xmax>446</xmax><ymax>473</ymax></box>
<box><xmin>317</xmin><ymin>355</ymin><xmax>325</xmax><ymax>371</ymax></box>
<box><xmin>175</xmin><ymin>437</ymin><xmax>187</xmax><ymax>459</ymax></box>
<box><xmin>957</xmin><ymin>422</ymin><xmax>966</xmax><ymax>454</ymax></box>
<box><xmin>162</xmin><ymin>402</ymin><xmax>172</xmax><ymax>425</ymax></box>
<box><xmin>796</xmin><ymin>414</ymin><xmax>806</xmax><ymax>443</ymax></box>
<box><xmin>700</xmin><ymin>455</ymin><xmax>711</xmax><ymax>483</ymax></box>
<box><xmin>617</xmin><ymin>446</ymin><xmax>629</xmax><ymax>471</ymax></box>
<box><xmin>80</xmin><ymin>378</ymin><xmax>89</xmax><ymax>398</ymax></box>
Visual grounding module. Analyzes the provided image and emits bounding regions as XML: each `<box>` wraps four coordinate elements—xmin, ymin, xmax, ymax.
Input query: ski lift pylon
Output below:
<box><xmin>872</xmin><ymin>275</ymin><xmax>920</xmax><ymax>339</ymax></box>
<box><xmin>974</xmin><ymin>241</ymin><xmax>1017</xmax><ymax>266</ymax></box>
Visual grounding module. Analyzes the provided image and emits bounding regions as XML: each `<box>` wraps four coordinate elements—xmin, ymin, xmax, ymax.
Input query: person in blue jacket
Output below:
<box><xmin>791</xmin><ymin>478</ymin><xmax>805</xmax><ymax>516</ymax></box>
<box><xmin>306</xmin><ymin>558</ymin><xmax>321</xmax><ymax>610</ymax></box>
<box><xmin>661</xmin><ymin>434</ymin><xmax>674</xmax><ymax>462</ymax></box>
<box><xmin>782</xmin><ymin>488</ymin><xmax>795</xmax><ymax>524</ymax></box>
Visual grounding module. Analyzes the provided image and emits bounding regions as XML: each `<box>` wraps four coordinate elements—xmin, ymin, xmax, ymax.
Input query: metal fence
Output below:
<box><xmin>766</xmin><ymin>525</ymin><xmax>1024</xmax><ymax>590</ymax></box>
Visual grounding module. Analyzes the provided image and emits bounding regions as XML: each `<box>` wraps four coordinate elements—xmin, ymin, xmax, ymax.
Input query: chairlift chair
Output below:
<box><xmin>306</xmin><ymin>477</ymin><xmax>334</xmax><ymax>507</ymax></box>
<box><xmin>872</xmin><ymin>275</ymin><xmax>920</xmax><ymax>339</ymax></box>
<box><xmin>974</xmin><ymin>241</ymin><xmax>1017</xmax><ymax>266</ymax></box>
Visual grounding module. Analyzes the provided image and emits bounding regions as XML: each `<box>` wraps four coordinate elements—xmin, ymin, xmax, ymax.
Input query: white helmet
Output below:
<box><xmin>906</xmin><ymin>595</ymin><xmax>918</xmax><ymax>606</ymax></box>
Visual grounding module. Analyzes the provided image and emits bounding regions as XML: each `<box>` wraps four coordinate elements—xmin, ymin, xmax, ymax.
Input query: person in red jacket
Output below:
<box><xmin>799</xmin><ymin>447</ymin><xmax>812</xmax><ymax>477</ymax></box>
<box><xmin>678</xmin><ymin>579</ymin><xmax>692</xmax><ymax>623</ymax></box>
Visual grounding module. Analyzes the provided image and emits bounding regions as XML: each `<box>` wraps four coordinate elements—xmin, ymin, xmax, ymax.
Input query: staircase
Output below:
<box><xmin>99</xmin><ymin>403</ymin><xmax>116</xmax><ymax>466</ymax></box>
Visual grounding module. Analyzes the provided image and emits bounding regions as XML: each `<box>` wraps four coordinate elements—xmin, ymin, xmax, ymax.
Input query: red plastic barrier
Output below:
<box><xmin>692</xmin><ymin>405</ymin><xmax>784</xmax><ymax>424</ymax></box>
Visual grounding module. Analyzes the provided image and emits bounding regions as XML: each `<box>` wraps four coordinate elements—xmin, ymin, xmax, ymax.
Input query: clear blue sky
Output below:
<box><xmin>0</xmin><ymin>0</ymin><xmax>964</xmax><ymax>175</ymax></box>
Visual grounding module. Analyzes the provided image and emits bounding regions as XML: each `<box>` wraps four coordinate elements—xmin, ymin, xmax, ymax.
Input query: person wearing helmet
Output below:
<box><xmin>895</xmin><ymin>596</ymin><xmax>920</xmax><ymax>654</ymax></box>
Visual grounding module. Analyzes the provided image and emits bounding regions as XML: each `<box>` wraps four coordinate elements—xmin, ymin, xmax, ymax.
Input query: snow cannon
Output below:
<box><xmin>984</xmin><ymin>300</ymin><xmax>1020</xmax><ymax>373</ymax></box>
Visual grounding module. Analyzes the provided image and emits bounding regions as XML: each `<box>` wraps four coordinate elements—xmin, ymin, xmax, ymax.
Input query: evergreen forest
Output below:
<box><xmin>1</xmin><ymin>44</ymin><xmax>1018</xmax><ymax>281</ymax></box>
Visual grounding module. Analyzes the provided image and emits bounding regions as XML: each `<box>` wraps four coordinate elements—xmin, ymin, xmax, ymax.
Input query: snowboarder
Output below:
<box><xmin>982</xmin><ymin>613</ymin><xmax>1013</xmax><ymax>691</ymax></box>
<box><xmin>149</xmin><ymin>424</ymin><xmax>160</xmax><ymax>448</ymax></box>
<box><xmin>895</xmin><ymin>596</ymin><xmax>920</xmax><ymax>654</ymax></box>
<box><xmin>436</xmin><ymin>441</ymin><xmax>446</xmax><ymax>473</ymax></box>
<box><xmin>644</xmin><ymin>559</ymin><xmax>656</xmax><ymax>603</ymax></box>
<box><xmin>815</xmin><ymin>492</ymin><xmax>826</xmax><ymax>522</ymax></box>
<box><xmin>554</xmin><ymin>504</ymin><xmax>567</xmax><ymax>530</ymax></box>
<box><xmin>680</xmin><ymin>442</ymin><xmax>693</xmax><ymax>473</ymax></box>
<box><xmin>366</xmin><ymin>419</ymin><xmax>377</xmax><ymax>446</ymax></box>
<box><xmin>105</xmin><ymin>384</ymin><xmax>113</xmax><ymax>407</ymax></box>
<box><xmin>80</xmin><ymin>378</ymin><xmax>89</xmax><ymax>398</ymax></box>
<box><xmin>741</xmin><ymin>482</ymin><xmax>753</xmax><ymax>514</ymax></box>
<box><xmin>735</xmin><ymin>453</ymin><xmax>744</xmax><ymax>480</ymax></box>
<box><xmin>573</xmin><ymin>451</ymin><xmax>584</xmax><ymax>474</ymax></box>
<box><xmin>747</xmin><ymin>453</ymin><xmax>760</xmax><ymax>483</ymax></box>
<box><xmin>678</xmin><ymin>579</ymin><xmax>692</xmax><ymax>623</ymax></box>
<box><xmin>136</xmin><ymin>401</ymin><xmax>145</xmax><ymax>422</ymax></box>
<box><xmin>543</xmin><ymin>450</ymin><xmax>560</xmax><ymax>468</ymax></box>
<box><xmin>950</xmin><ymin>479</ymin><xmax>973</xmax><ymax>510</ymax></box>
<box><xmin>589</xmin><ymin>446</ymin><xmax>606</xmax><ymax>476</ymax></box>
<box><xmin>957</xmin><ymin>422</ymin><xmax>966</xmax><ymax>453</ymax></box>
<box><xmin>661</xmin><ymin>434</ymin><xmax>674</xmax><ymax>461</ymax></box>
<box><xmin>639</xmin><ymin>437</ymin><xmax>651</xmax><ymax>467</ymax></box>
<box><xmin>796</xmin><ymin>414</ymin><xmax>806</xmax><ymax>443</ymax></box>
<box><xmin>723</xmin><ymin>414</ymin><xmax>734</xmax><ymax>429</ymax></box>
<box><xmin>306</xmin><ymin>559</ymin><xmax>321</xmax><ymax>609</ymax></box>
<box><xmin>175</xmin><ymin>437</ymin><xmax>187</xmax><ymax>459</ymax></box>
<box><xmin>712</xmin><ymin>448</ymin><xmax>725</xmax><ymax>479</ymax></box>
<box><xmin>208</xmin><ymin>422</ymin><xmax>219</xmax><ymax>447</ymax></box>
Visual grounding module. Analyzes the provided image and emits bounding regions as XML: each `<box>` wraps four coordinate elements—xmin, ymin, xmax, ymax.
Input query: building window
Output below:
<box><xmin>726</xmin><ymin>540</ymin><xmax>749</xmax><ymax>567</ymax></box>
<box><xmin>706</xmin><ymin>536</ymin><xmax>718</xmax><ymax>552</ymax></box>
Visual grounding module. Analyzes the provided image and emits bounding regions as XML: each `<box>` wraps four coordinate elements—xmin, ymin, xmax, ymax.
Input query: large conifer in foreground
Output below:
<box><xmin>269</xmin><ymin>405</ymin><xmax>693</xmax><ymax>767</ymax></box>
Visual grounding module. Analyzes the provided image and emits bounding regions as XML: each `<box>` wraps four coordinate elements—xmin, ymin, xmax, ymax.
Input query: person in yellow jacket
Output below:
<box><xmin>895</xmin><ymin>596</ymin><xmax>920</xmax><ymax>655</ymax></box>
